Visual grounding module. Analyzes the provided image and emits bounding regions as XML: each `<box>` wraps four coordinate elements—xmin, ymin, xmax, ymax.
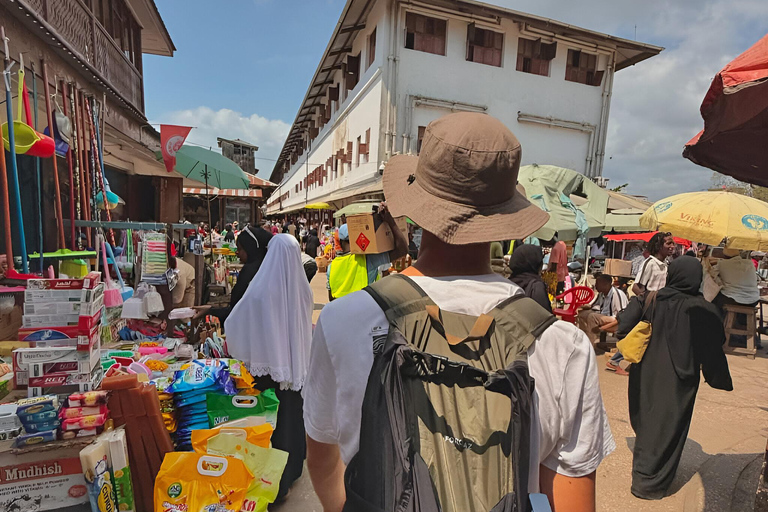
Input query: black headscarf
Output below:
<box><xmin>654</xmin><ymin>256</ymin><xmax>732</xmax><ymax>390</ymax></box>
<box><xmin>508</xmin><ymin>245</ymin><xmax>552</xmax><ymax>312</ymax></box>
<box><xmin>305</xmin><ymin>229</ymin><xmax>320</xmax><ymax>259</ymax></box>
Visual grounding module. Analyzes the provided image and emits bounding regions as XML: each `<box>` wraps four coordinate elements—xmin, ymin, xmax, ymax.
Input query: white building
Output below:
<box><xmin>266</xmin><ymin>0</ymin><xmax>661</xmax><ymax>217</ymax></box>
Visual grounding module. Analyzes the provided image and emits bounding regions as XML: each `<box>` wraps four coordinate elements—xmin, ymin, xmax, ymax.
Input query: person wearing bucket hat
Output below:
<box><xmin>304</xmin><ymin>113</ymin><xmax>614</xmax><ymax>512</ymax></box>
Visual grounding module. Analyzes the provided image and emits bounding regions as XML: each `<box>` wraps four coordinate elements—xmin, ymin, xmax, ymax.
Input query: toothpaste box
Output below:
<box><xmin>18</xmin><ymin>325</ymin><xmax>82</xmax><ymax>342</ymax></box>
<box><xmin>24</xmin><ymin>289</ymin><xmax>82</xmax><ymax>303</ymax></box>
<box><xmin>77</xmin><ymin>326</ymin><xmax>100</xmax><ymax>351</ymax></box>
<box><xmin>28</xmin><ymin>347</ymin><xmax>101</xmax><ymax>378</ymax></box>
<box><xmin>15</xmin><ymin>342</ymin><xmax>101</xmax><ymax>367</ymax></box>
<box><xmin>82</xmin><ymin>272</ymin><xmax>102</xmax><ymax>290</ymax></box>
<box><xmin>22</xmin><ymin>314</ymin><xmax>80</xmax><ymax>328</ymax></box>
<box><xmin>24</xmin><ymin>302</ymin><xmax>82</xmax><ymax>316</ymax></box>
<box><xmin>26</xmin><ymin>278</ymin><xmax>84</xmax><ymax>291</ymax></box>
<box><xmin>28</xmin><ymin>368</ymin><xmax>103</xmax><ymax>397</ymax></box>
<box><xmin>77</xmin><ymin>308</ymin><xmax>103</xmax><ymax>334</ymax></box>
<box><xmin>27</xmin><ymin>366</ymin><xmax>102</xmax><ymax>388</ymax></box>
<box><xmin>79</xmin><ymin>283</ymin><xmax>105</xmax><ymax>317</ymax></box>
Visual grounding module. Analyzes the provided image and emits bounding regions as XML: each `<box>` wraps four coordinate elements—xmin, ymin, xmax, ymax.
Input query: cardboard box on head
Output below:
<box><xmin>604</xmin><ymin>259</ymin><xmax>633</xmax><ymax>278</ymax></box>
<box><xmin>347</xmin><ymin>212</ymin><xmax>395</xmax><ymax>255</ymax></box>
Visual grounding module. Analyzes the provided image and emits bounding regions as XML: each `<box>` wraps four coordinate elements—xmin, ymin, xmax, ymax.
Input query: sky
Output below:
<box><xmin>144</xmin><ymin>0</ymin><xmax>767</xmax><ymax>200</ymax></box>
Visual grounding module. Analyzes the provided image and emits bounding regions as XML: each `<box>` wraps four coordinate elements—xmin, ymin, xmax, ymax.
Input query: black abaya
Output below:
<box><xmin>618</xmin><ymin>256</ymin><xmax>732</xmax><ymax>500</ymax></box>
<box><xmin>509</xmin><ymin>244</ymin><xmax>552</xmax><ymax>312</ymax></box>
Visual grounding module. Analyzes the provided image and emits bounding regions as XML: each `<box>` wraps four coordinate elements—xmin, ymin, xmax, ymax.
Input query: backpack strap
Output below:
<box><xmin>492</xmin><ymin>295</ymin><xmax>558</xmax><ymax>348</ymax></box>
<box><xmin>364</xmin><ymin>274</ymin><xmax>435</xmax><ymax>323</ymax></box>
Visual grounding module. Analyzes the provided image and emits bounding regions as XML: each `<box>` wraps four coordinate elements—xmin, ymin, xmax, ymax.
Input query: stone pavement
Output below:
<box><xmin>276</xmin><ymin>272</ymin><xmax>768</xmax><ymax>511</ymax></box>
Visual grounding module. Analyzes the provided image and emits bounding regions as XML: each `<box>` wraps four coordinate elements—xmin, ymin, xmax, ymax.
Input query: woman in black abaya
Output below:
<box><xmin>508</xmin><ymin>244</ymin><xmax>552</xmax><ymax>312</ymax></box>
<box><xmin>617</xmin><ymin>256</ymin><xmax>733</xmax><ymax>500</ymax></box>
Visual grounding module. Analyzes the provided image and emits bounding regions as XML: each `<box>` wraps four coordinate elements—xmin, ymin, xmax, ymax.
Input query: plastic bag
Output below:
<box><xmin>168</xmin><ymin>361</ymin><xmax>236</xmax><ymax>395</ymax></box>
<box><xmin>203</xmin><ymin>433</ymin><xmax>288</xmax><ymax>509</ymax></box>
<box><xmin>154</xmin><ymin>452</ymin><xmax>253</xmax><ymax>512</ymax></box>
<box><xmin>191</xmin><ymin>424</ymin><xmax>273</xmax><ymax>453</ymax></box>
<box><xmin>206</xmin><ymin>390</ymin><xmax>279</xmax><ymax>429</ymax></box>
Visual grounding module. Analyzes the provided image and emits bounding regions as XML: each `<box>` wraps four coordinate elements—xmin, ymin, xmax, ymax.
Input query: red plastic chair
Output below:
<box><xmin>553</xmin><ymin>286</ymin><xmax>595</xmax><ymax>323</ymax></box>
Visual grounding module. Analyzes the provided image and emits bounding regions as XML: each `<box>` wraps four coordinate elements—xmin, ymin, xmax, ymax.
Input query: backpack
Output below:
<box><xmin>343</xmin><ymin>274</ymin><xmax>556</xmax><ymax>512</ymax></box>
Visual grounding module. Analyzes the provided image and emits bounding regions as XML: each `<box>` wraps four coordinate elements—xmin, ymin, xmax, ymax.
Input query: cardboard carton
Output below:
<box><xmin>604</xmin><ymin>258</ymin><xmax>633</xmax><ymax>278</ymax></box>
<box><xmin>347</xmin><ymin>213</ymin><xmax>394</xmax><ymax>255</ymax></box>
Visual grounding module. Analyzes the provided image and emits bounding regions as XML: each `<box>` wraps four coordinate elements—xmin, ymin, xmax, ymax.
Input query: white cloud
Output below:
<box><xmin>491</xmin><ymin>0</ymin><xmax>766</xmax><ymax>200</ymax></box>
<box><xmin>153</xmin><ymin>107</ymin><xmax>290</xmax><ymax>175</ymax></box>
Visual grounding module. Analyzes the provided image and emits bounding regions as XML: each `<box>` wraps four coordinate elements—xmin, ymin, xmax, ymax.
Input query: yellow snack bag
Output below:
<box><xmin>191</xmin><ymin>424</ymin><xmax>273</xmax><ymax>453</ymax></box>
<box><xmin>154</xmin><ymin>452</ymin><xmax>253</xmax><ymax>512</ymax></box>
<box><xmin>205</xmin><ymin>434</ymin><xmax>289</xmax><ymax>509</ymax></box>
<box><xmin>223</xmin><ymin>359</ymin><xmax>255</xmax><ymax>390</ymax></box>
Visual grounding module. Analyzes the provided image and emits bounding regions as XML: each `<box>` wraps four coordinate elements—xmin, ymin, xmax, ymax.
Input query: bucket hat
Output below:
<box><xmin>383</xmin><ymin>112</ymin><xmax>549</xmax><ymax>245</ymax></box>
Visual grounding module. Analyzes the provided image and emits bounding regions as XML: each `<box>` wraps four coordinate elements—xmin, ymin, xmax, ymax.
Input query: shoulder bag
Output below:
<box><xmin>616</xmin><ymin>291</ymin><xmax>657</xmax><ymax>364</ymax></box>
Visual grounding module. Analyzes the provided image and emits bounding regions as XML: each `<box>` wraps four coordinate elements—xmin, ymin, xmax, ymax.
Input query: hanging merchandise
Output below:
<box><xmin>42</xmin><ymin>59</ymin><xmax>67</xmax><ymax>249</ymax></box>
<box><xmin>84</xmin><ymin>97</ymin><xmax>115</xmax><ymax>244</ymax></box>
<box><xmin>2</xmin><ymin>58</ymin><xmax>54</xmax><ymax>158</ymax></box>
<box><xmin>67</xmin><ymin>82</ymin><xmax>83</xmax><ymax>249</ymax></box>
<box><xmin>75</xmin><ymin>89</ymin><xmax>92</xmax><ymax>247</ymax></box>
<box><xmin>60</xmin><ymin>81</ymin><xmax>77</xmax><ymax>249</ymax></box>
<box><xmin>99</xmin><ymin>234</ymin><xmax>124</xmax><ymax>308</ymax></box>
<box><xmin>140</xmin><ymin>232</ymin><xmax>170</xmax><ymax>285</ymax></box>
<box><xmin>2</xmin><ymin>31</ymin><xmax>29</xmax><ymax>272</ymax></box>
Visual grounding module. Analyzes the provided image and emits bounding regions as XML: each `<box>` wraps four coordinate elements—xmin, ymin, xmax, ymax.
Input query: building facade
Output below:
<box><xmin>1</xmin><ymin>0</ymin><xmax>177</xmax><ymax>255</ymax></box>
<box><xmin>266</xmin><ymin>0</ymin><xmax>661</xmax><ymax>216</ymax></box>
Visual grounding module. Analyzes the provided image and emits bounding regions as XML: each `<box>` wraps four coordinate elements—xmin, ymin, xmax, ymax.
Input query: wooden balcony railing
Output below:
<box><xmin>20</xmin><ymin>0</ymin><xmax>144</xmax><ymax>114</ymax></box>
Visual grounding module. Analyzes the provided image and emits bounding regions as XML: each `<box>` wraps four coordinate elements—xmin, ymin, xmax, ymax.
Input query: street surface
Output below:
<box><xmin>273</xmin><ymin>272</ymin><xmax>768</xmax><ymax>511</ymax></box>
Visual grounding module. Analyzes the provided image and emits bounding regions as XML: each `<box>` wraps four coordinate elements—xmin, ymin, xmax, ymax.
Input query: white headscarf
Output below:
<box><xmin>224</xmin><ymin>234</ymin><xmax>313</xmax><ymax>391</ymax></box>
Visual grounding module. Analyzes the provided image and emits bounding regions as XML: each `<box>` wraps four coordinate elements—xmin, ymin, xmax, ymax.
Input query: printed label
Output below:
<box><xmin>356</xmin><ymin>232</ymin><xmax>370</xmax><ymax>252</ymax></box>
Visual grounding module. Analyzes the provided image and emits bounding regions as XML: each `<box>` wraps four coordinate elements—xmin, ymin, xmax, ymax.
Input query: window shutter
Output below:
<box><xmin>591</xmin><ymin>70</ymin><xmax>605</xmax><ymax>86</ymax></box>
<box><xmin>328</xmin><ymin>86</ymin><xmax>339</xmax><ymax>101</ymax></box>
<box><xmin>541</xmin><ymin>41</ymin><xmax>557</xmax><ymax>61</ymax></box>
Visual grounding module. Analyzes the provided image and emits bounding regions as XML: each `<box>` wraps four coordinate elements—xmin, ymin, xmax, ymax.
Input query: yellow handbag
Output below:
<box><xmin>617</xmin><ymin>292</ymin><xmax>657</xmax><ymax>364</ymax></box>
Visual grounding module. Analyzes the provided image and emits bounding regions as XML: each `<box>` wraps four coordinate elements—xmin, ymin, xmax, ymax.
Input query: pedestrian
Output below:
<box><xmin>301</xmin><ymin>252</ymin><xmax>318</xmax><ymax>283</ymax></box>
<box><xmin>303</xmin><ymin>113</ymin><xmax>614</xmax><ymax>512</ymax></box>
<box><xmin>202</xmin><ymin>225</ymin><xmax>272</xmax><ymax>322</ymax></box>
<box><xmin>631</xmin><ymin>232</ymin><xmax>675</xmax><ymax>297</ymax></box>
<box><xmin>578</xmin><ymin>273</ymin><xmax>628</xmax><ymax>345</ymax></box>
<box><xmin>548</xmin><ymin>240</ymin><xmax>568</xmax><ymax>294</ymax></box>
<box><xmin>223</xmin><ymin>223</ymin><xmax>235</xmax><ymax>243</ymax></box>
<box><xmin>325</xmin><ymin>215</ymin><xmax>407</xmax><ymax>300</ymax></box>
<box><xmin>304</xmin><ymin>229</ymin><xmax>321</xmax><ymax>259</ymax></box>
<box><xmin>271</xmin><ymin>223</ymin><xmax>279</xmax><ymax>235</ymax></box>
<box><xmin>617</xmin><ymin>256</ymin><xmax>732</xmax><ymax>500</ymax></box>
<box><xmin>508</xmin><ymin>243</ymin><xmax>552</xmax><ymax>311</ymax></box>
<box><xmin>224</xmin><ymin>234</ymin><xmax>312</xmax><ymax>500</ymax></box>
<box><xmin>611</xmin><ymin>232</ymin><xmax>675</xmax><ymax>372</ymax></box>
<box><xmin>169</xmin><ymin>256</ymin><xmax>196</xmax><ymax>309</ymax></box>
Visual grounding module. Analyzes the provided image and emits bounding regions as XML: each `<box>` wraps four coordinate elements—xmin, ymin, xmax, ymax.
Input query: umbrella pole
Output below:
<box><xmin>42</xmin><ymin>60</ymin><xmax>66</xmax><ymax>250</ymax></box>
<box><xmin>3</xmin><ymin>31</ymin><xmax>29</xmax><ymax>272</ymax></box>
<box><xmin>30</xmin><ymin>61</ymin><xmax>44</xmax><ymax>271</ymax></box>
<box><xmin>61</xmin><ymin>80</ymin><xmax>76</xmax><ymax>250</ymax></box>
<box><xmin>205</xmin><ymin>165</ymin><xmax>212</xmax><ymax>249</ymax></box>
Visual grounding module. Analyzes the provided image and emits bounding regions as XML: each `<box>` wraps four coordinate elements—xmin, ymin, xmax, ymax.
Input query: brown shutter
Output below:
<box><xmin>328</xmin><ymin>86</ymin><xmax>339</xmax><ymax>101</ymax></box>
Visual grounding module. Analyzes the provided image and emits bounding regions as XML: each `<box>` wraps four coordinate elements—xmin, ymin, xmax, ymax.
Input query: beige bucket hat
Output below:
<box><xmin>383</xmin><ymin>112</ymin><xmax>549</xmax><ymax>245</ymax></box>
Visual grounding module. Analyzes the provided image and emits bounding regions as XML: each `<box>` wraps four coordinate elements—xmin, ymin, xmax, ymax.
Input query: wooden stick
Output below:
<box><xmin>41</xmin><ymin>60</ymin><xmax>66</xmax><ymax>249</ymax></box>
<box><xmin>84</xmin><ymin>96</ymin><xmax>115</xmax><ymax>245</ymax></box>
<box><xmin>77</xmin><ymin>89</ymin><xmax>92</xmax><ymax>247</ymax></box>
<box><xmin>60</xmin><ymin>80</ymin><xmax>76</xmax><ymax>250</ymax></box>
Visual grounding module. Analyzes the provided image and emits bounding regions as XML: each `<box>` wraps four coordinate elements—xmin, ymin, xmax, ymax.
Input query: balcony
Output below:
<box><xmin>18</xmin><ymin>0</ymin><xmax>144</xmax><ymax>115</ymax></box>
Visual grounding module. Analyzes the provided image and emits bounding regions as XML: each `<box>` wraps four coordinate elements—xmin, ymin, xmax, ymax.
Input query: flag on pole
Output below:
<box><xmin>160</xmin><ymin>124</ymin><xmax>192</xmax><ymax>173</ymax></box>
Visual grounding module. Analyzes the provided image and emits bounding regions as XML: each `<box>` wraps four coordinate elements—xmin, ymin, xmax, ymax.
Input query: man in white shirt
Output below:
<box><xmin>632</xmin><ymin>232</ymin><xmax>675</xmax><ymax>296</ymax></box>
<box><xmin>303</xmin><ymin>113</ymin><xmax>614</xmax><ymax>512</ymax></box>
<box><xmin>713</xmin><ymin>248</ymin><xmax>760</xmax><ymax>309</ymax></box>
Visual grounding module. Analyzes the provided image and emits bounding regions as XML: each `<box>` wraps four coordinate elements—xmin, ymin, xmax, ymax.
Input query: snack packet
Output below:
<box><xmin>154</xmin><ymin>452</ymin><xmax>253</xmax><ymax>512</ymax></box>
<box><xmin>191</xmin><ymin>424</ymin><xmax>273</xmax><ymax>453</ymax></box>
<box><xmin>168</xmin><ymin>362</ymin><xmax>236</xmax><ymax>395</ymax></box>
<box><xmin>206</xmin><ymin>390</ymin><xmax>279</xmax><ymax>429</ymax></box>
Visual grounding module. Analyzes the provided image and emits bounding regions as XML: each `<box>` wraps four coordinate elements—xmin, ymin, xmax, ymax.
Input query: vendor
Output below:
<box><xmin>170</xmin><ymin>256</ymin><xmax>196</xmax><ymax>308</ymax></box>
<box><xmin>202</xmin><ymin>225</ymin><xmax>273</xmax><ymax>322</ymax></box>
<box><xmin>712</xmin><ymin>248</ymin><xmax>760</xmax><ymax>312</ymax></box>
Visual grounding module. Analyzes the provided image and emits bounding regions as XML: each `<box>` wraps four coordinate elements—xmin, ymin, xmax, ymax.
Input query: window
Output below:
<box><xmin>361</xmin><ymin>128</ymin><xmax>370</xmax><ymax>163</ymax></box>
<box><xmin>90</xmin><ymin>0</ymin><xmax>141</xmax><ymax>67</ymax></box>
<box><xmin>417</xmin><ymin>126</ymin><xmax>426</xmax><ymax>154</ymax></box>
<box><xmin>367</xmin><ymin>28</ymin><xmax>377</xmax><ymax>69</ymax></box>
<box><xmin>516</xmin><ymin>37</ymin><xmax>557</xmax><ymax>77</ymax></box>
<box><xmin>405</xmin><ymin>12</ymin><xmax>447</xmax><ymax>56</ymax></box>
<box><xmin>565</xmin><ymin>50</ymin><xmax>604</xmax><ymax>86</ymax></box>
<box><xmin>346</xmin><ymin>54</ymin><xmax>361</xmax><ymax>91</ymax></box>
<box><xmin>466</xmin><ymin>24</ymin><xmax>503</xmax><ymax>67</ymax></box>
<box><xmin>356</xmin><ymin>136</ymin><xmax>362</xmax><ymax>167</ymax></box>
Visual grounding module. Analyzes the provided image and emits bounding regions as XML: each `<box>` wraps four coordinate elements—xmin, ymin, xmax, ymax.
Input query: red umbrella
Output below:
<box><xmin>683</xmin><ymin>33</ymin><xmax>768</xmax><ymax>185</ymax></box>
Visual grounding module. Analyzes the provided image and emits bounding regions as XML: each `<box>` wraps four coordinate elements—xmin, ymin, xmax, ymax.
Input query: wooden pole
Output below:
<box><xmin>60</xmin><ymin>80</ymin><xmax>76</xmax><ymax>250</ymax></box>
<box><xmin>77</xmin><ymin>90</ymin><xmax>92</xmax><ymax>247</ymax></box>
<box><xmin>41</xmin><ymin>59</ymin><xmax>66</xmax><ymax>249</ymax></box>
<box><xmin>0</xmin><ymin>86</ymin><xmax>12</xmax><ymax>266</ymax></box>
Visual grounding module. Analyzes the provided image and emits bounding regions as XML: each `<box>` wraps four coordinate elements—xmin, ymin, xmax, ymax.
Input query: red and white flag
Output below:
<box><xmin>160</xmin><ymin>124</ymin><xmax>192</xmax><ymax>173</ymax></box>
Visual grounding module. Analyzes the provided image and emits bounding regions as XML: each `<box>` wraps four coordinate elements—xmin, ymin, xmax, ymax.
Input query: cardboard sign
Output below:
<box><xmin>347</xmin><ymin>213</ymin><xmax>394</xmax><ymax>255</ymax></box>
<box><xmin>0</xmin><ymin>450</ymin><xmax>88</xmax><ymax>511</ymax></box>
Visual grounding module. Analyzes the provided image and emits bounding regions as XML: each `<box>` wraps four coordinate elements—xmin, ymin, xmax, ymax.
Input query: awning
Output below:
<box><xmin>248</xmin><ymin>174</ymin><xmax>277</xmax><ymax>188</ymax></box>
<box><xmin>604</xmin><ymin>232</ymin><xmax>691</xmax><ymax>248</ymax></box>
<box><xmin>183</xmin><ymin>187</ymin><xmax>262</xmax><ymax>198</ymax></box>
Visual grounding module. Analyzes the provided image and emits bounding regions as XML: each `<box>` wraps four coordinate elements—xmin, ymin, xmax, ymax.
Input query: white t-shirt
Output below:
<box><xmin>717</xmin><ymin>257</ymin><xmax>759</xmax><ymax>304</ymax></box>
<box><xmin>303</xmin><ymin>273</ymin><xmax>615</xmax><ymax>493</ymax></box>
<box><xmin>635</xmin><ymin>256</ymin><xmax>668</xmax><ymax>291</ymax></box>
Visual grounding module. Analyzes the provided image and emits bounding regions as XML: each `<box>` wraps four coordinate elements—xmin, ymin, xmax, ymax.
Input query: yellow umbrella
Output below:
<box><xmin>639</xmin><ymin>191</ymin><xmax>768</xmax><ymax>250</ymax></box>
<box><xmin>304</xmin><ymin>202</ymin><xmax>331</xmax><ymax>210</ymax></box>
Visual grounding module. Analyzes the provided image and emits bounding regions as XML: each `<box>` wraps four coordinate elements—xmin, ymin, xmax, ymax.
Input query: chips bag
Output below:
<box><xmin>191</xmin><ymin>424</ymin><xmax>273</xmax><ymax>453</ymax></box>
<box><xmin>222</xmin><ymin>359</ymin><xmax>255</xmax><ymax>390</ymax></box>
<box><xmin>204</xmin><ymin>433</ymin><xmax>289</xmax><ymax>510</ymax></box>
<box><xmin>168</xmin><ymin>361</ymin><xmax>236</xmax><ymax>395</ymax></box>
<box><xmin>154</xmin><ymin>452</ymin><xmax>253</xmax><ymax>512</ymax></box>
<box><xmin>206</xmin><ymin>391</ymin><xmax>279</xmax><ymax>429</ymax></box>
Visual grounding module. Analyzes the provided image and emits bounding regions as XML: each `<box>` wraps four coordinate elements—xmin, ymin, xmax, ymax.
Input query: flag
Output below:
<box><xmin>160</xmin><ymin>125</ymin><xmax>192</xmax><ymax>173</ymax></box>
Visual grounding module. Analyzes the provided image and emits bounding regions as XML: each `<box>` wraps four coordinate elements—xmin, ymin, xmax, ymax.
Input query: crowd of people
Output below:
<box><xmin>194</xmin><ymin>113</ymin><xmax>742</xmax><ymax>511</ymax></box>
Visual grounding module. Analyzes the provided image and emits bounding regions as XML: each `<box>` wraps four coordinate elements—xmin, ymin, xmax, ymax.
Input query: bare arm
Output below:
<box><xmin>306</xmin><ymin>437</ymin><xmax>346</xmax><ymax>512</ymax></box>
<box><xmin>631</xmin><ymin>282</ymin><xmax>645</xmax><ymax>297</ymax></box>
<box><xmin>539</xmin><ymin>465</ymin><xmax>596</xmax><ymax>512</ymax></box>
<box><xmin>380</xmin><ymin>202</ymin><xmax>408</xmax><ymax>262</ymax></box>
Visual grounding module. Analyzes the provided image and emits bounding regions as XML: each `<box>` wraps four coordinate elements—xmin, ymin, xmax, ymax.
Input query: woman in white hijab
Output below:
<box><xmin>225</xmin><ymin>233</ymin><xmax>313</xmax><ymax>498</ymax></box>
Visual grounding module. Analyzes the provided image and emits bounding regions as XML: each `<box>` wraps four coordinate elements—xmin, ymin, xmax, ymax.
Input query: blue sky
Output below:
<box><xmin>144</xmin><ymin>0</ymin><xmax>767</xmax><ymax>199</ymax></box>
